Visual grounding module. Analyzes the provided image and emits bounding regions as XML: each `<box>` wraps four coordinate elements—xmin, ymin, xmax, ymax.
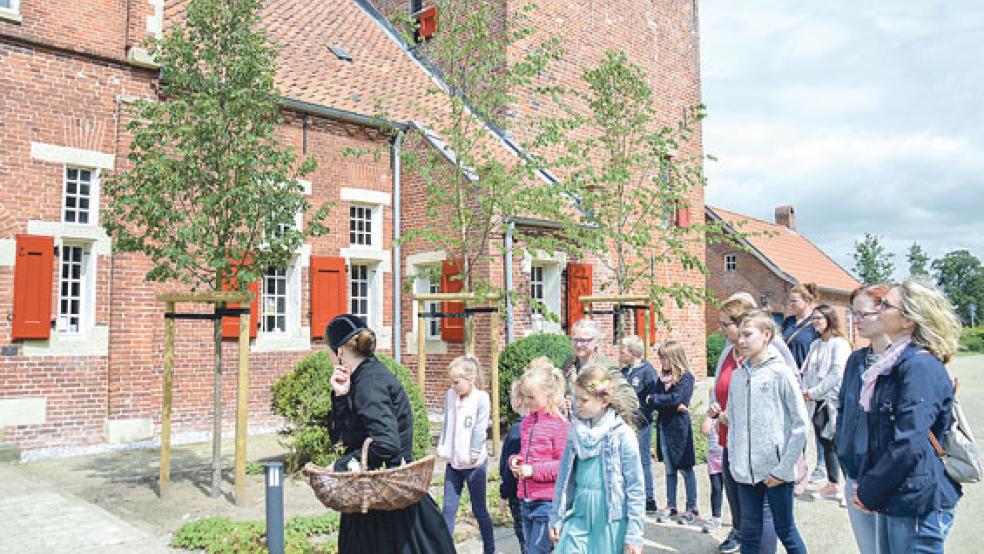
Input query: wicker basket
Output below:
<box><xmin>303</xmin><ymin>437</ymin><xmax>436</xmax><ymax>513</ymax></box>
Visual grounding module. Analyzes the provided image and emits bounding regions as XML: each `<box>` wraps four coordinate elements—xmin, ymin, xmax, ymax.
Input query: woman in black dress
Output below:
<box><xmin>325</xmin><ymin>314</ymin><xmax>456</xmax><ymax>554</ymax></box>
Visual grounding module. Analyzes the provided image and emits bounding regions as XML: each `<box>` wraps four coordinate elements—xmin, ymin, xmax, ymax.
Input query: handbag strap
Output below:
<box><xmin>361</xmin><ymin>436</ymin><xmax>374</xmax><ymax>469</ymax></box>
<box><xmin>929</xmin><ymin>430</ymin><xmax>946</xmax><ymax>459</ymax></box>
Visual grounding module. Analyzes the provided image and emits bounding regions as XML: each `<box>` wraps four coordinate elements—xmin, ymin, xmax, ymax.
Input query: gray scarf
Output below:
<box><xmin>573</xmin><ymin>408</ymin><xmax>618</xmax><ymax>459</ymax></box>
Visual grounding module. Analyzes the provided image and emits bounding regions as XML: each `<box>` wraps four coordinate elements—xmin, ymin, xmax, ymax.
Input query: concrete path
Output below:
<box><xmin>0</xmin><ymin>463</ymin><xmax>173</xmax><ymax>554</ymax></box>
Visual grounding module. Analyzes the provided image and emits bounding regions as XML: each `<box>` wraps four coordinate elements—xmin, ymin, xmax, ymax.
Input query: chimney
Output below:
<box><xmin>775</xmin><ymin>205</ymin><xmax>796</xmax><ymax>230</ymax></box>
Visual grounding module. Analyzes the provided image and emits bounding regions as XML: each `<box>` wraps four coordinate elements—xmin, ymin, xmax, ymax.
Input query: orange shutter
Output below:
<box><xmin>310</xmin><ymin>256</ymin><xmax>347</xmax><ymax>339</ymax></box>
<box><xmin>566</xmin><ymin>263</ymin><xmax>593</xmax><ymax>333</ymax></box>
<box><xmin>221</xmin><ymin>260</ymin><xmax>259</xmax><ymax>339</ymax></box>
<box><xmin>12</xmin><ymin>234</ymin><xmax>54</xmax><ymax>340</ymax></box>
<box><xmin>634</xmin><ymin>306</ymin><xmax>658</xmax><ymax>346</ymax></box>
<box><xmin>674</xmin><ymin>202</ymin><xmax>691</xmax><ymax>227</ymax></box>
<box><xmin>418</xmin><ymin>6</ymin><xmax>438</xmax><ymax>40</ymax></box>
<box><xmin>440</xmin><ymin>258</ymin><xmax>465</xmax><ymax>342</ymax></box>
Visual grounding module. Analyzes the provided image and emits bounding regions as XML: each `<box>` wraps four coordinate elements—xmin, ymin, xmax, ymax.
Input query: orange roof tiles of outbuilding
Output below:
<box><xmin>709</xmin><ymin>206</ymin><xmax>862</xmax><ymax>294</ymax></box>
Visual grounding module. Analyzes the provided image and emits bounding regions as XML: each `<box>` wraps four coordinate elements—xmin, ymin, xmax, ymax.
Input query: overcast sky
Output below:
<box><xmin>700</xmin><ymin>1</ymin><xmax>984</xmax><ymax>279</ymax></box>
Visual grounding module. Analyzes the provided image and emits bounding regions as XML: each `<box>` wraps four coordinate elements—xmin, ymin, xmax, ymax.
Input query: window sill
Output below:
<box><xmin>0</xmin><ymin>9</ymin><xmax>22</xmax><ymax>24</ymax></box>
<box><xmin>22</xmin><ymin>325</ymin><xmax>109</xmax><ymax>357</ymax></box>
<box><xmin>251</xmin><ymin>331</ymin><xmax>311</xmax><ymax>353</ymax></box>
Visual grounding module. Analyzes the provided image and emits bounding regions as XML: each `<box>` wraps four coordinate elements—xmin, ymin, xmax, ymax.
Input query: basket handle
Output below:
<box><xmin>361</xmin><ymin>437</ymin><xmax>373</xmax><ymax>470</ymax></box>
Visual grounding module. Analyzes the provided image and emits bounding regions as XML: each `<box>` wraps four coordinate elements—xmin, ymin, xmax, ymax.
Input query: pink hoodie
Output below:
<box><xmin>509</xmin><ymin>409</ymin><xmax>570</xmax><ymax>501</ymax></box>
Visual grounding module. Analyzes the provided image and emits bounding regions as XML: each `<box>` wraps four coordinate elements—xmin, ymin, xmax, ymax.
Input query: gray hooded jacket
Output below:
<box><xmin>725</xmin><ymin>352</ymin><xmax>808</xmax><ymax>484</ymax></box>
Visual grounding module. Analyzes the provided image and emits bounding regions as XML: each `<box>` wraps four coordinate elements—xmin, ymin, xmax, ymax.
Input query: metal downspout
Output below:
<box><xmin>505</xmin><ymin>220</ymin><xmax>515</xmax><ymax>343</ymax></box>
<box><xmin>392</xmin><ymin>129</ymin><xmax>405</xmax><ymax>362</ymax></box>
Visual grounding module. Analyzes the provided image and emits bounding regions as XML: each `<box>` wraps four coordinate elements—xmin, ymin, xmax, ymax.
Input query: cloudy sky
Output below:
<box><xmin>700</xmin><ymin>1</ymin><xmax>984</xmax><ymax>279</ymax></box>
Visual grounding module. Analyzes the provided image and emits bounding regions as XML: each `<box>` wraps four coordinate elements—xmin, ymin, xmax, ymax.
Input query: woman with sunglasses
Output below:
<box><xmin>836</xmin><ymin>284</ymin><xmax>891</xmax><ymax>553</ymax></box>
<box><xmin>852</xmin><ymin>278</ymin><xmax>962</xmax><ymax>553</ymax></box>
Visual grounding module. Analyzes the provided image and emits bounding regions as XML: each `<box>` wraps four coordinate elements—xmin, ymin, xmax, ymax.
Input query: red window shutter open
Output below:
<box><xmin>12</xmin><ymin>234</ymin><xmax>54</xmax><ymax>340</ymax></box>
<box><xmin>440</xmin><ymin>258</ymin><xmax>465</xmax><ymax>342</ymax></box>
<box><xmin>418</xmin><ymin>6</ymin><xmax>438</xmax><ymax>40</ymax></box>
<box><xmin>310</xmin><ymin>256</ymin><xmax>347</xmax><ymax>340</ymax></box>
<box><xmin>566</xmin><ymin>263</ymin><xmax>593</xmax><ymax>333</ymax></box>
<box><xmin>674</xmin><ymin>202</ymin><xmax>691</xmax><ymax>227</ymax></box>
<box><xmin>221</xmin><ymin>260</ymin><xmax>259</xmax><ymax>339</ymax></box>
<box><xmin>634</xmin><ymin>306</ymin><xmax>658</xmax><ymax>346</ymax></box>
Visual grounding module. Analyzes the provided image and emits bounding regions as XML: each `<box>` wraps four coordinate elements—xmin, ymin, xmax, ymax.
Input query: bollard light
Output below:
<box><xmin>261</xmin><ymin>462</ymin><xmax>285</xmax><ymax>554</ymax></box>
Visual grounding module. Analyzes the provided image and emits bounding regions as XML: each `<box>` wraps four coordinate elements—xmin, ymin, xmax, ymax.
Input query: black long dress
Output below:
<box><xmin>327</xmin><ymin>355</ymin><xmax>456</xmax><ymax>554</ymax></box>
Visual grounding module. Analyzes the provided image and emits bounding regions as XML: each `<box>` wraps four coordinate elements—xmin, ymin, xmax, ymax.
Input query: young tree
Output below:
<box><xmin>383</xmin><ymin>0</ymin><xmax>571</xmax><ymax>348</ymax></box>
<box><xmin>931</xmin><ymin>249</ymin><xmax>984</xmax><ymax>325</ymax></box>
<box><xmin>102</xmin><ymin>0</ymin><xmax>327</xmax><ymax>496</ymax></box>
<box><xmin>851</xmin><ymin>233</ymin><xmax>895</xmax><ymax>284</ymax></box>
<box><xmin>535</xmin><ymin>49</ymin><xmax>730</xmax><ymax>333</ymax></box>
<box><xmin>907</xmin><ymin>242</ymin><xmax>930</xmax><ymax>276</ymax></box>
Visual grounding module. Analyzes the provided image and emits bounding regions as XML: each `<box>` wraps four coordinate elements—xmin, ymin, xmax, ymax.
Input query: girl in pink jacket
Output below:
<box><xmin>509</xmin><ymin>361</ymin><xmax>570</xmax><ymax>554</ymax></box>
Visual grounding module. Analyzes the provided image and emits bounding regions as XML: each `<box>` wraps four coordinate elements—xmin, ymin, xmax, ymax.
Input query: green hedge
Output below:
<box><xmin>497</xmin><ymin>333</ymin><xmax>574</xmax><ymax>427</ymax></box>
<box><xmin>959</xmin><ymin>328</ymin><xmax>984</xmax><ymax>353</ymax></box>
<box><xmin>706</xmin><ymin>332</ymin><xmax>727</xmax><ymax>377</ymax></box>
<box><xmin>271</xmin><ymin>351</ymin><xmax>430</xmax><ymax>471</ymax></box>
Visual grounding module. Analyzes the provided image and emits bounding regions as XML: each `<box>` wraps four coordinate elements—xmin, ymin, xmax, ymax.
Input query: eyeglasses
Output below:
<box><xmin>879</xmin><ymin>300</ymin><xmax>903</xmax><ymax>313</ymax></box>
<box><xmin>717</xmin><ymin>320</ymin><xmax>735</xmax><ymax>330</ymax></box>
<box><xmin>850</xmin><ymin>309</ymin><xmax>879</xmax><ymax>320</ymax></box>
<box><xmin>571</xmin><ymin>337</ymin><xmax>595</xmax><ymax>346</ymax></box>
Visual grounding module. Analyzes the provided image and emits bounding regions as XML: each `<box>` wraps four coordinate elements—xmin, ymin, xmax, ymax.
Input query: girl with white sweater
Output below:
<box><xmin>437</xmin><ymin>356</ymin><xmax>494</xmax><ymax>553</ymax></box>
<box><xmin>800</xmin><ymin>305</ymin><xmax>851</xmax><ymax>502</ymax></box>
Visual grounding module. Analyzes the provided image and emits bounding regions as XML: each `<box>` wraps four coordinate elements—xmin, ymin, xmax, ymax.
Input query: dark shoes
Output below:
<box><xmin>719</xmin><ymin>529</ymin><xmax>740</xmax><ymax>553</ymax></box>
<box><xmin>645</xmin><ymin>499</ymin><xmax>659</xmax><ymax>514</ymax></box>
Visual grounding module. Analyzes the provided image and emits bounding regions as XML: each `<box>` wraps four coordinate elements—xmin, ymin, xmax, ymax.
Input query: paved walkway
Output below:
<box><xmin>0</xmin><ymin>463</ymin><xmax>172</xmax><ymax>554</ymax></box>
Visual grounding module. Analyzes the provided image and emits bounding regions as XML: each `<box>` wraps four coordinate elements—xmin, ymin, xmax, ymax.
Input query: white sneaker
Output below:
<box><xmin>701</xmin><ymin>516</ymin><xmax>722</xmax><ymax>533</ymax></box>
<box><xmin>809</xmin><ymin>467</ymin><xmax>827</xmax><ymax>483</ymax></box>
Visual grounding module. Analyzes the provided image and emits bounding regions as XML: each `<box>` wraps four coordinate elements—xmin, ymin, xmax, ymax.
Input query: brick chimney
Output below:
<box><xmin>775</xmin><ymin>205</ymin><xmax>796</xmax><ymax>230</ymax></box>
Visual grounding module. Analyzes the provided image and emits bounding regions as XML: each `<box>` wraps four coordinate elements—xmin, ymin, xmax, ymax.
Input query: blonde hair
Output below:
<box><xmin>509</xmin><ymin>378</ymin><xmax>524</xmax><ymax>410</ymax></box>
<box><xmin>571</xmin><ymin>318</ymin><xmax>603</xmax><ymax>340</ymax></box>
<box><xmin>720</xmin><ymin>297</ymin><xmax>756</xmax><ymax>324</ymax></box>
<box><xmin>525</xmin><ymin>355</ymin><xmax>556</xmax><ymax>373</ymax></box>
<box><xmin>739</xmin><ymin>308</ymin><xmax>776</xmax><ymax>341</ymax></box>
<box><xmin>790</xmin><ymin>282</ymin><xmax>820</xmax><ymax>304</ymax></box>
<box><xmin>448</xmin><ymin>355</ymin><xmax>482</xmax><ymax>388</ymax></box>
<box><xmin>657</xmin><ymin>340</ymin><xmax>690</xmax><ymax>384</ymax></box>
<box><xmin>619</xmin><ymin>334</ymin><xmax>645</xmax><ymax>358</ymax></box>
<box><xmin>895</xmin><ymin>277</ymin><xmax>961</xmax><ymax>364</ymax></box>
<box><xmin>575</xmin><ymin>363</ymin><xmax>639</xmax><ymax>429</ymax></box>
<box><xmin>521</xmin><ymin>362</ymin><xmax>566</xmax><ymax>417</ymax></box>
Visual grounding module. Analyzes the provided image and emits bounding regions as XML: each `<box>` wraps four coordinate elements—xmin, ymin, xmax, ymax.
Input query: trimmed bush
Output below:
<box><xmin>959</xmin><ymin>328</ymin><xmax>984</xmax><ymax>353</ymax></box>
<box><xmin>706</xmin><ymin>332</ymin><xmax>727</xmax><ymax>377</ymax></box>
<box><xmin>271</xmin><ymin>351</ymin><xmax>430</xmax><ymax>471</ymax></box>
<box><xmin>497</xmin><ymin>333</ymin><xmax>574</xmax><ymax>427</ymax></box>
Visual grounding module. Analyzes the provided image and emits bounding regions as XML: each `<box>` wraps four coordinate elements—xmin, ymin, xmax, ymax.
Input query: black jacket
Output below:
<box><xmin>647</xmin><ymin>372</ymin><xmax>696</xmax><ymax>468</ymax></box>
<box><xmin>622</xmin><ymin>361</ymin><xmax>659</xmax><ymax>425</ymax></box>
<box><xmin>499</xmin><ymin>419</ymin><xmax>523</xmax><ymax>500</ymax></box>
<box><xmin>328</xmin><ymin>356</ymin><xmax>414</xmax><ymax>471</ymax></box>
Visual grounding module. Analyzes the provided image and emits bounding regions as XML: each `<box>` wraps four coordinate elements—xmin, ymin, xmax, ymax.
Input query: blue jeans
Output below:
<box><xmin>638</xmin><ymin>420</ymin><xmax>655</xmax><ymax>500</ymax></box>
<box><xmin>723</xmin><ymin>448</ymin><xmax>777</xmax><ymax>554</ymax></box>
<box><xmin>737</xmin><ymin>482</ymin><xmax>807</xmax><ymax>554</ymax></box>
<box><xmin>661</xmin><ymin>432</ymin><xmax>697</xmax><ymax>511</ymax></box>
<box><xmin>508</xmin><ymin>497</ymin><xmax>526</xmax><ymax>554</ymax></box>
<box><xmin>520</xmin><ymin>499</ymin><xmax>553</xmax><ymax>554</ymax></box>
<box><xmin>875</xmin><ymin>506</ymin><xmax>957</xmax><ymax>554</ymax></box>
<box><xmin>710</xmin><ymin>472</ymin><xmax>724</xmax><ymax>518</ymax></box>
<box><xmin>845</xmin><ymin>477</ymin><xmax>876</xmax><ymax>553</ymax></box>
<box><xmin>443</xmin><ymin>461</ymin><xmax>495</xmax><ymax>554</ymax></box>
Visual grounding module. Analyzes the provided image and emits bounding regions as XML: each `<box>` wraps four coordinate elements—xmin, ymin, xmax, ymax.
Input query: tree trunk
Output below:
<box><xmin>211</xmin><ymin>302</ymin><xmax>223</xmax><ymax>497</ymax></box>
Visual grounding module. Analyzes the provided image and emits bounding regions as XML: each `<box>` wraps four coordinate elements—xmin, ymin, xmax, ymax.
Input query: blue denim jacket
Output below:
<box><xmin>836</xmin><ymin>347</ymin><xmax>870</xmax><ymax>480</ymax></box>
<box><xmin>548</xmin><ymin>414</ymin><xmax>646</xmax><ymax>546</ymax></box>
<box><xmin>856</xmin><ymin>344</ymin><xmax>961</xmax><ymax>516</ymax></box>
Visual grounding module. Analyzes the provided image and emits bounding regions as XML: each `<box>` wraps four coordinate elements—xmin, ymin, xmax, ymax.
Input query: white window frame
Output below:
<box><xmin>348</xmin><ymin>203</ymin><xmax>381</xmax><ymax>248</ymax></box>
<box><xmin>252</xmin><ymin>256</ymin><xmax>308</xmax><ymax>352</ymax></box>
<box><xmin>414</xmin><ymin>267</ymin><xmax>442</xmax><ymax>340</ymax></box>
<box><xmin>260</xmin><ymin>267</ymin><xmax>288</xmax><ymax>334</ymax></box>
<box><xmin>62</xmin><ymin>166</ymin><xmax>99</xmax><ymax>226</ymax></box>
<box><xmin>347</xmin><ymin>260</ymin><xmax>382</xmax><ymax>331</ymax></box>
<box><xmin>56</xmin><ymin>241</ymin><xmax>95</xmax><ymax>336</ymax></box>
<box><xmin>0</xmin><ymin>0</ymin><xmax>21</xmax><ymax>22</ymax></box>
<box><xmin>725</xmin><ymin>253</ymin><xmax>737</xmax><ymax>272</ymax></box>
<box><xmin>524</xmin><ymin>256</ymin><xmax>563</xmax><ymax>335</ymax></box>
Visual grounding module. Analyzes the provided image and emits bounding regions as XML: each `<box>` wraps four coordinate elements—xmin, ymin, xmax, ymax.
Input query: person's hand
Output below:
<box><xmin>330</xmin><ymin>366</ymin><xmax>351</xmax><ymax>396</ymax></box>
<box><xmin>764</xmin><ymin>475</ymin><xmax>784</xmax><ymax>488</ymax></box>
<box><xmin>803</xmin><ymin>391</ymin><xmax>813</xmax><ymax>401</ymax></box>
<box><xmin>851</xmin><ymin>483</ymin><xmax>872</xmax><ymax>513</ymax></box>
<box><xmin>624</xmin><ymin>544</ymin><xmax>643</xmax><ymax>554</ymax></box>
<box><xmin>469</xmin><ymin>454</ymin><xmax>479</xmax><ymax>465</ymax></box>
<box><xmin>676</xmin><ymin>403</ymin><xmax>688</xmax><ymax>413</ymax></box>
<box><xmin>718</xmin><ymin>413</ymin><xmax>728</xmax><ymax>427</ymax></box>
<box><xmin>521</xmin><ymin>464</ymin><xmax>533</xmax><ymax>478</ymax></box>
<box><xmin>549</xmin><ymin>526</ymin><xmax>560</xmax><ymax>543</ymax></box>
<box><xmin>510</xmin><ymin>456</ymin><xmax>523</xmax><ymax>478</ymax></box>
<box><xmin>706</xmin><ymin>402</ymin><xmax>721</xmax><ymax>418</ymax></box>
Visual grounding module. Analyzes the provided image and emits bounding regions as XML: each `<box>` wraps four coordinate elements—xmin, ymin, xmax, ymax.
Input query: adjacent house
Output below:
<box><xmin>705</xmin><ymin>205</ymin><xmax>863</xmax><ymax>340</ymax></box>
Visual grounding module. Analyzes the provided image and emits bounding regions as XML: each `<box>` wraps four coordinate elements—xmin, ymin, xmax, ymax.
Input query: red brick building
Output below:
<box><xmin>704</xmin><ymin>205</ymin><xmax>862</xmax><ymax>339</ymax></box>
<box><xmin>0</xmin><ymin>0</ymin><xmax>706</xmax><ymax>458</ymax></box>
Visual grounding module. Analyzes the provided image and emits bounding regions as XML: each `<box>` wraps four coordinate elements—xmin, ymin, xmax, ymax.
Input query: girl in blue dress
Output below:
<box><xmin>549</xmin><ymin>363</ymin><xmax>646</xmax><ymax>554</ymax></box>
